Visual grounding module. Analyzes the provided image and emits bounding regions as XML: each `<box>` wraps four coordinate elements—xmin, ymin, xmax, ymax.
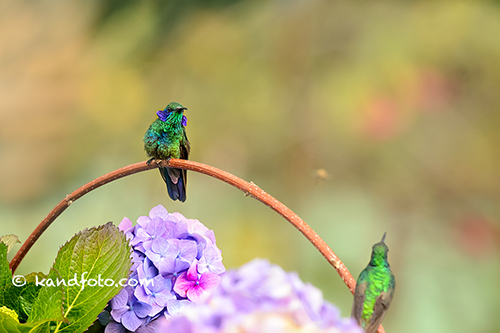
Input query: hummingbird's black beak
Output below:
<box><xmin>175</xmin><ymin>107</ymin><xmax>188</xmax><ymax>112</ymax></box>
<box><xmin>381</xmin><ymin>232</ymin><xmax>387</xmax><ymax>243</ymax></box>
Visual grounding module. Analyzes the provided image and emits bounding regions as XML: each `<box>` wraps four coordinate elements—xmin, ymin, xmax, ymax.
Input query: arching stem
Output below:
<box><xmin>9</xmin><ymin>159</ymin><xmax>383</xmax><ymax>333</ymax></box>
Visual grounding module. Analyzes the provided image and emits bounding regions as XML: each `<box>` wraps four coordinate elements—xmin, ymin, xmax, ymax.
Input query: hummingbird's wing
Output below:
<box><xmin>351</xmin><ymin>280</ymin><xmax>367</xmax><ymax>325</ymax></box>
<box><xmin>180</xmin><ymin>129</ymin><xmax>190</xmax><ymax>189</ymax></box>
<box><xmin>364</xmin><ymin>290</ymin><xmax>393</xmax><ymax>333</ymax></box>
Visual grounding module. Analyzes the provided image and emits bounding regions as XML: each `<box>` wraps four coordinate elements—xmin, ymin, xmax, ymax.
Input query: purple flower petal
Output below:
<box><xmin>133</xmin><ymin>301</ymin><xmax>153</xmax><ymax>318</ymax></box>
<box><xmin>136</xmin><ymin>215</ymin><xmax>151</xmax><ymax>228</ymax></box>
<box><xmin>154</xmin><ymin>288</ymin><xmax>176</xmax><ymax>306</ymax></box>
<box><xmin>131</xmin><ymin>251</ymin><xmax>145</xmax><ymax>272</ymax></box>
<box><xmin>146</xmin><ymin>217</ymin><xmax>166</xmax><ymax>235</ymax></box>
<box><xmin>121</xmin><ymin>310</ymin><xmax>145</xmax><ymax>331</ymax></box>
<box><xmin>110</xmin><ymin>288</ymin><xmax>129</xmax><ymax>308</ymax></box>
<box><xmin>147</xmin><ymin>274</ymin><xmax>172</xmax><ymax>294</ymax></box>
<box><xmin>137</xmin><ymin>258</ymin><xmax>158</xmax><ymax>282</ymax></box>
<box><xmin>110</xmin><ymin>308</ymin><xmax>128</xmax><ymax>322</ymax></box>
<box><xmin>197</xmin><ymin>245</ymin><xmax>225</xmax><ymax>274</ymax></box>
<box><xmin>118</xmin><ymin>217</ymin><xmax>134</xmax><ymax>239</ymax></box>
<box><xmin>164</xmin><ymin>220</ymin><xmax>188</xmax><ymax>239</ymax></box>
<box><xmin>131</xmin><ymin>228</ymin><xmax>149</xmax><ymax>246</ymax></box>
<box><xmin>135</xmin><ymin>287</ymin><xmax>164</xmax><ymax>317</ymax></box>
<box><xmin>204</xmin><ymin>230</ymin><xmax>216</xmax><ymax>244</ymax></box>
<box><xmin>132</xmin><ymin>217</ymin><xmax>167</xmax><ymax>252</ymax></box>
<box><xmin>135</xmin><ymin>273</ymin><xmax>176</xmax><ymax>316</ymax></box>
<box><xmin>150</xmin><ymin>239</ymin><xmax>197</xmax><ymax>276</ymax></box>
<box><xmin>150</xmin><ymin>236</ymin><xmax>169</xmax><ymax>255</ymax></box>
<box><xmin>186</xmin><ymin>219</ymin><xmax>210</xmax><ymax>237</ymax></box>
<box><xmin>154</xmin><ymin>256</ymin><xmax>177</xmax><ymax>276</ymax></box>
<box><xmin>104</xmin><ymin>322</ymin><xmax>126</xmax><ymax>333</ymax></box>
<box><xmin>149</xmin><ymin>205</ymin><xmax>170</xmax><ymax>220</ymax></box>
<box><xmin>166</xmin><ymin>299</ymin><xmax>192</xmax><ymax>316</ymax></box>
<box><xmin>168</xmin><ymin>212</ymin><xmax>185</xmax><ymax>222</ymax></box>
<box><xmin>174</xmin><ymin>239</ymin><xmax>198</xmax><ymax>263</ymax></box>
<box><xmin>110</xmin><ymin>289</ymin><xmax>129</xmax><ymax>321</ymax></box>
<box><xmin>135</xmin><ymin>318</ymin><xmax>166</xmax><ymax>333</ymax></box>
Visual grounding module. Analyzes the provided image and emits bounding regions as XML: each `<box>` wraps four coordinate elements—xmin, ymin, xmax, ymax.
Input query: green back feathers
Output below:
<box><xmin>352</xmin><ymin>233</ymin><xmax>395</xmax><ymax>333</ymax></box>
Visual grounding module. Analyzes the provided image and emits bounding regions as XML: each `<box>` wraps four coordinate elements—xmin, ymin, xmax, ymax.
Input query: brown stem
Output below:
<box><xmin>8</xmin><ymin>159</ymin><xmax>384</xmax><ymax>333</ymax></box>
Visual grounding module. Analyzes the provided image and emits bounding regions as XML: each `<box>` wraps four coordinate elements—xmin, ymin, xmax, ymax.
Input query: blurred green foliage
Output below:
<box><xmin>1</xmin><ymin>0</ymin><xmax>500</xmax><ymax>332</ymax></box>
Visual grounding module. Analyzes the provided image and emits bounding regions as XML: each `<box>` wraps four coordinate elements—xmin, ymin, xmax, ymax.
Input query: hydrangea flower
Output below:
<box><xmin>103</xmin><ymin>205</ymin><xmax>225</xmax><ymax>332</ymax></box>
<box><xmin>109</xmin><ymin>287</ymin><xmax>152</xmax><ymax>331</ymax></box>
<box><xmin>155</xmin><ymin>259</ymin><xmax>363</xmax><ymax>333</ymax></box>
<box><xmin>173</xmin><ymin>260</ymin><xmax>221</xmax><ymax>302</ymax></box>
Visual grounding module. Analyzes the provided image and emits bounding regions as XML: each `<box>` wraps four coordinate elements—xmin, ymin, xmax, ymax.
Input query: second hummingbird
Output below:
<box><xmin>352</xmin><ymin>233</ymin><xmax>395</xmax><ymax>333</ymax></box>
<box><xmin>143</xmin><ymin>102</ymin><xmax>190</xmax><ymax>202</ymax></box>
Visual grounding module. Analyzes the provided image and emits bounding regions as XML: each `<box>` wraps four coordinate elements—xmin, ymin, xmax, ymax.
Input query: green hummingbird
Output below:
<box><xmin>352</xmin><ymin>233</ymin><xmax>395</xmax><ymax>333</ymax></box>
<box><xmin>143</xmin><ymin>102</ymin><xmax>190</xmax><ymax>202</ymax></box>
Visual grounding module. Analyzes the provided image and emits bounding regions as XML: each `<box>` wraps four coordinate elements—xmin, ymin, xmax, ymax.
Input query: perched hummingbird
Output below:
<box><xmin>352</xmin><ymin>233</ymin><xmax>395</xmax><ymax>333</ymax></box>
<box><xmin>143</xmin><ymin>102</ymin><xmax>190</xmax><ymax>202</ymax></box>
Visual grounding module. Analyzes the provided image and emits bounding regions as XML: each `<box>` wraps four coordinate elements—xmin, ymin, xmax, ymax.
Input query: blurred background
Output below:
<box><xmin>1</xmin><ymin>0</ymin><xmax>500</xmax><ymax>331</ymax></box>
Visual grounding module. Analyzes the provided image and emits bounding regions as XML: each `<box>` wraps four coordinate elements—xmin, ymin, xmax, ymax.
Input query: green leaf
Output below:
<box><xmin>0</xmin><ymin>235</ymin><xmax>20</xmax><ymax>253</ymax></box>
<box><xmin>33</xmin><ymin>222</ymin><xmax>131</xmax><ymax>333</ymax></box>
<box><xmin>17</xmin><ymin>273</ymin><xmax>44</xmax><ymax>322</ymax></box>
<box><xmin>1</xmin><ymin>272</ymin><xmax>44</xmax><ymax>323</ymax></box>
<box><xmin>0</xmin><ymin>311</ymin><xmax>51</xmax><ymax>333</ymax></box>
<box><xmin>0</xmin><ymin>243</ymin><xmax>13</xmax><ymax>305</ymax></box>
<box><xmin>0</xmin><ymin>243</ymin><xmax>44</xmax><ymax>323</ymax></box>
<box><xmin>28</xmin><ymin>268</ymin><xmax>66</xmax><ymax>324</ymax></box>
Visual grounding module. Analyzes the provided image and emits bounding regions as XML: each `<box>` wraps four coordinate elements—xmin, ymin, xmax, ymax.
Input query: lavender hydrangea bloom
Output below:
<box><xmin>106</xmin><ymin>205</ymin><xmax>225</xmax><ymax>332</ymax></box>
<box><xmin>135</xmin><ymin>274</ymin><xmax>176</xmax><ymax>316</ymax></box>
<box><xmin>109</xmin><ymin>287</ymin><xmax>152</xmax><ymax>332</ymax></box>
<box><xmin>147</xmin><ymin>238</ymin><xmax>197</xmax><ymax>277</ymax></box>
<box><xmin>155</xmin><ymin>259</ymin><xmax>363</xmax><ymax>333</ymax></box>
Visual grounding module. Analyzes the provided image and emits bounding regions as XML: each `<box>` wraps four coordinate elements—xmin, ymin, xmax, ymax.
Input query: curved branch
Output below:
<box><xmin>9</xmin><ymin>159</ymin><xmax>384</xmax><ymax>333</ymax></box>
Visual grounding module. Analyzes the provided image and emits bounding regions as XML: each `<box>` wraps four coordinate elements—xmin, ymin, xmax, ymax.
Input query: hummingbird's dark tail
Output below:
<box><xmin>159</xmin><ymin>167</ymin><xmax>187</xmax><ymax>202</ymax></box>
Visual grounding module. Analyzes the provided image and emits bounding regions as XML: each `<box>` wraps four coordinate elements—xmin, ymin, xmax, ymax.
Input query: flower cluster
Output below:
<box><xmin>103</xmin><ymin>205</ymin><xmax>225</xmax><ymax>332</ymax></box>
<box><xmin>154</xmin><ymin>259</ymin><xmax>362</xmax><ymax>333</ymax></box>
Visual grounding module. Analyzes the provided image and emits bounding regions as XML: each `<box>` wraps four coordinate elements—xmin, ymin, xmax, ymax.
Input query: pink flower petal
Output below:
<box><xmin>199</xmin><ymin>272</ymin><xmax>221</xmax><ymax>292</ymax></box>
<box><xmin>186</xmin><ymin>260</ymin><xmax>199</xmax><ymax>280</ymax></box>
<box><xmin>173</xmin><ymin>272</ymin><xmax>194</xmax><ymax>298</ymax></box>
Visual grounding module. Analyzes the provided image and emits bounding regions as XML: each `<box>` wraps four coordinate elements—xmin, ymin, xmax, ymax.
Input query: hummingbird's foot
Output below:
<box><xmin>146</xmin><ymin>158</ymin><xmax>156</xmax><ymax>166</ymax></box>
